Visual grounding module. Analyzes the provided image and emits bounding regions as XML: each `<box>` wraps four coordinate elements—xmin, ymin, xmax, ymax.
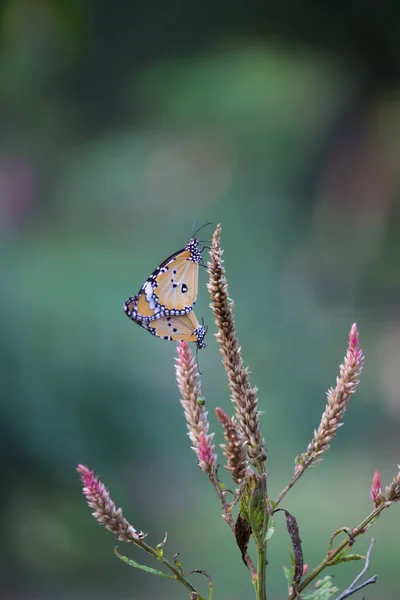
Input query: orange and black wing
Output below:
<box><xmin>124</xmin><ymin>293</ymin><xmax>162</xmax><ymax>322</ymax></box>
<box><xmin>130</xmin><ymin>237</ymin><xmax>202</xmax><ymax>321</ymax></box>
<box><xmin>141</xmin><ymin>311</ymin><xmax>206</xmax><ymax>349</ymax></box>
<box><xmin>151</xmin><ymin>249</ymin><xmax>199</xmax><ymax>313</ymax></box>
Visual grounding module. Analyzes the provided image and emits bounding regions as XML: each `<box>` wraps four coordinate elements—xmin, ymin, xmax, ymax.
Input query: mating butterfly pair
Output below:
<box><xmin>124</xmin><ymin>234</ymin><xmax>207</xmax><ymax>349</ymax></box>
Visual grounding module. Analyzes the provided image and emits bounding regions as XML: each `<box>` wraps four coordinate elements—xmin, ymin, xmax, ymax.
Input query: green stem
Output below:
<box><xmin>139</xmin><ymin>539</ymin><xmax>206</xmax><ymax>599</ymax></box>
<box><xmin>287</xmin><ymin>503</ymin><xmax>387</xmax><ymax>600</ymax></box>
<box><xmin>256</xmin><ymin>542</ymin><xmax>267</xmax><ymax>600</ymax></box>
<box><xmin>255</xmin><ymin>473</ymin><xmax>268</xmax><ymax>600</ymax></box>
<box><xmin>275</xmin><ymin>461</ymin><xmax>311</xmax><ymax>508</ymax></box>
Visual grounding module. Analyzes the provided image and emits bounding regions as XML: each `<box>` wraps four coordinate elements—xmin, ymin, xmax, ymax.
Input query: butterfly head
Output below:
<box><xmin>185</xmin><ymin>237</ymin><xmax>202</xmax><ymax>263</ymax></box>
<box><xmin>195</xmin><ymin>323</ymin><xmax>207</xmax><ymax>349</ymax></box>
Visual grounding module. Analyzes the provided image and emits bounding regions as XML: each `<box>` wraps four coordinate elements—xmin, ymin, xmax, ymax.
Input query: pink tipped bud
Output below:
<box><xmin>77</xmin><ymin>464</ymin><xmax>145</xmax><ymax>542</ymax></box>
<box><xmin>299</xmin><ymin>323</ymin><xmax>364</xmax><ymax>465</ymax></box>
<box><xmin>197</xmin><ymin>432</ymin><xmax>217</xmax><ymax>474</ymax></box>
<box><xmin>349</xmin><ymin>323</ymin><xmax>358</xmax><ymax>347</ymax></box>
<box><xmin>370</xmin><ymin>470</ymin><xmax>384</xmax><ymax>508</ymax></box>
<box><xmin>302</xmin><ymin>564</ymin><xmax>309</xmax><ymax>576</ymax></box>
<box><xmin>176</xmin><ymin>344</ymin><xmax>216</xmax><ymax>475</ymax></box>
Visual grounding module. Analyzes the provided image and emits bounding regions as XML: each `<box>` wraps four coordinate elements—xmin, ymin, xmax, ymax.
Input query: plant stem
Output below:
<box><xmin>139</xmin><ymin>539</ymin><xmax>206</xmax><ymax>599</ymax></box>
<box><xmin>256</xmin><ymin>542</ymin><xmax>267</xmax><ymax>600</ymax></box>
<box><xmin>275</xmin><ymin>461</ymin><xmax>311</xmax><ymax>508</ymax></box>
<box><xmin>255</xmin><ymin>473</ymin><xmax>268</xmax><ymax>600</ymax></box>
<box><xmin>287</xmin><ymin>504</ymin><xmax>386</xmax><ymax>600</ymax></box>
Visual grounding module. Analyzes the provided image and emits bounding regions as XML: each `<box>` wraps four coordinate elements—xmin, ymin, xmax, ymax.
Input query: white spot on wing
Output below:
<box><xmin>144</xmin><ymin>281</ymin><xmax>153</xmax><ymax>302</ymax></box>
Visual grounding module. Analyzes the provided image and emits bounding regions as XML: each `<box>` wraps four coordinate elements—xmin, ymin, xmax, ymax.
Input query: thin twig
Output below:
<box><xmin>336</xmin><ymin>576</ymin><xmax>377</xmax><ymax>600</ymax></box>
<box><xmin>274</xmin><ymin>462</ymin><xmax>310</xmax><ymax>508</ymax></box>
<box><xmin>334</xmin><ymin>538</ymin><xmax>377</xmax><ymax>600</ymax></box>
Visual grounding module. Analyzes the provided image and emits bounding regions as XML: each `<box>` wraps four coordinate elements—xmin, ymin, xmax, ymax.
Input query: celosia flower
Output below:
<box><xmin>300</xmin><ymin>323</ymin><xmax>364</xmax><ymax>465</ymax></box>
<box><xmin>386</xmin><ymin>466</ymin><xmax>400</xmax><ymax>503</ymax></box>
<box><xmin>77</xmin><ymin>464</ymin><xmax>144</xmax><ymax>542</ymax></box>
<box><xmin>215</xmin><ymin>407</ymin><xmax>248</xmax><ymax>485</ymax></box>
<box><xmin>175</xmin><ymin>342</ymin><xmax>216</xmax><ymax>475</ymax></box>
<box><xmin>370</xmin><ymin>470</ymin><xmax>384</xmax><ymax>507</ymax></box>
<box><xmin>207</xmin><ymin>224</ymin><xmax>266</xmax><ymax>467</ymax></box>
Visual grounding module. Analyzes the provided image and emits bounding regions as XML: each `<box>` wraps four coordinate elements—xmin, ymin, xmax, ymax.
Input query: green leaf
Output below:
<box><xmin>191</xmin><ymin>569</ymin><xmax>213</xmax><ymax>600</ymax></box>
<box><xmin>329</xmin><ymin>553</ymin><xmax>364</xmax><ymax>565</ymax></box>
<box><xmin>287</xmin><ymin>546</ymin><xmax>295</xmax><ymax>571</ymax></box>
<box><xmin>173</xmin><ymin>553</ymin><xmax>183</xmax><ymax>575</ymax></box>
<box><xmin>156</xmin><ymin>532</ymin><xmax>168</xmax><ymax>559</ymax></box>
<box><xmin>240</xmin><ymin>474</ymin><xmax>266</xmax><ymax>548</ymax></box>
<box><xmin>265</xmin><ymin>524</ymin><xmax>275</xmax><ymax>541</ymax></box>
<box><xmin>156</xmin><ymin>547</ymin><xmax>164</xmax><ymax>559</ymax></box>
<box><xmin>283</xmin><ymin>565</ymin><xmax>292</xmax><ymax>585</ymax></box>
<box><xmin>328</xmin><ymin>527</ymin><xmax>353</xmax><ymax>552</ymax></box>
<box><xmin>302</xmin><ymin>575</ymin><xmax>339</xmax><ymax>600</ymax></box>
<box><xmin>265</xmin><ymin>515</ymin><xmax>274</xmax><ymax>541</ymax></box>
<box><xmin>114</xmin><ymin>547</ymin><xmax>174</xmax><ymax>578</ymax></box>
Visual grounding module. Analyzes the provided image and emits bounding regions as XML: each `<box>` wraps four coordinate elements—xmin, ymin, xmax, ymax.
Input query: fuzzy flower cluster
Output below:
<box><xmin>207</xmin><ymin>224</ymin><xmax>265</xmax><ymax>466</ymax></box>
<box><xmin>215</xmin><ymin>407</ymin><xmax>248</xmax><ymax>485</ymax></box>
<box><xmin>77</xmin><ymin>464</ymin><xmax>145</xmax><ymax>542</ymax></box>
<box><xmin>370</xmin><ymin>470</ymin><xmax>384</xmax><ymax>508</ymax></box>
<box><xmin>175</xmin><ymin>342</ymin><xmax>216</xmax><ymax>475</ymax></box>
<box><xmin>386</xmin><ymin>468</ymin><xmax>400</xmax><ymax>503</ymax></box>
<box><xmin>300</xmin><ymin>323</ymin><xmax>364</xmax><ymax>465</ymax></box>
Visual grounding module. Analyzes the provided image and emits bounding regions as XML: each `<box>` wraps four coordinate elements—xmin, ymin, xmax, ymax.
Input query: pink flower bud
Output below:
<box><xmin>370</xmin><ymin>470</ymin><xmax>384</xmax><ymax>508</ymax></box>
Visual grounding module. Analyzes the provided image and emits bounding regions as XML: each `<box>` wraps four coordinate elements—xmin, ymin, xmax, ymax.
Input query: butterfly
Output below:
<box><xmin>129</xmin><ymin>295</ymin><xmax>207</xmax><ymax>348</ymax></box>
<box><xmin>124</xmin><ymin>225</ymin><xmax>210</xmax><ymax>323</ymax></box>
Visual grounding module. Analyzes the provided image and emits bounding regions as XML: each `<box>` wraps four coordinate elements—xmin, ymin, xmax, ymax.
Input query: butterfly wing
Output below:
<box><xmin>124</xmin><ymin>237</ymin><xmax>202</xmax><ymax>322</ymax></box>
<box><xmin>134</xmin><ymin>237</ymin><xmax>202</xmax><ymax>319</ymax></box>
<box><xmin>151</xmin><ymin>250</ymin><xmax>199</xmax><ymax>313</ymax></box>
<box><xmin>143</xmin><ymin>312</ymin><xmax>206</xmax><ymax>348</ymax></box>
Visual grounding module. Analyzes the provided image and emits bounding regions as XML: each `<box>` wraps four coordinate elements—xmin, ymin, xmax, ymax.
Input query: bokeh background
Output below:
<box><xmin>1</xmin><ymin>0</ymin><xmax>400</xmax><ymax>598</ymax></box>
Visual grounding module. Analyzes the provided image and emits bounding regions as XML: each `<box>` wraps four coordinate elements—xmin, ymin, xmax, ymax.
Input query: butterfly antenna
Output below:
<box><xmin>201</xmin><ymin>317</ymin><xmax>209</xmax><ymax>337</ymax></box>
<box><xmin>193</xmin><ymin>222</ymin><xmax>213</xmax><ymax>238</ymax></box>
<box><xmin>191</xmin><ymin>219</ymin><xmax>198</xmax><ymax>235</ymax></box>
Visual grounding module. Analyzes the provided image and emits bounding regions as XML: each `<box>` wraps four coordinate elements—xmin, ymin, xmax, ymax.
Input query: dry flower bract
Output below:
<box><xmin>207</xmin><ymin>224</ymin><xmax>266</xmax><ymax>467</ymax></box>
<box><xmin>216</xmin><ymin>407</ymin><xmax>248</xmax><ymax>485</ymax></box>
<box><xmin>386</xmin><ymin>468</ymin><xmax>400</xmax><ymax>503</ymax></box>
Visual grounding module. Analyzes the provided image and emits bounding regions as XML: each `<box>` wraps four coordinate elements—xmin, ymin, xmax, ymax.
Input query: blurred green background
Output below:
<box><xmin>1</xmin><ymin>0</ymin><xmax>400</xmax><ymax>598</ymax></box>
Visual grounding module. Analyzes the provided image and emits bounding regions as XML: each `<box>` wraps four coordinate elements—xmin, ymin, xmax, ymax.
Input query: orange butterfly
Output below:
<box><xmin>124</xmin><ymin>232</ymin><xmax>206</xmax><ymax>323</ymax></box>
<box><xmin>128</xmin><ymin>295</ymin><xmax>207</xmax><ymax>349</ymax></box>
